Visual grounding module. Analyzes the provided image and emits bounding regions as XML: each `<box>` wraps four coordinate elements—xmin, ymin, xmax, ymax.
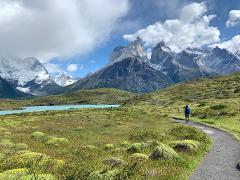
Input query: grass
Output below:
<box><xmin>129</xmin><ymin>73</ymin><xmax>240</xmax><ymax>140</ymax></box>
<box><xmin>3</xmin><ymin>73</ymin><xmax>240</xmax><ymax>178</ymax></box>
<box><xmin>0</xmin><ymin>107</ymin><xmax>211</xmax><ymax>179</ymax></box>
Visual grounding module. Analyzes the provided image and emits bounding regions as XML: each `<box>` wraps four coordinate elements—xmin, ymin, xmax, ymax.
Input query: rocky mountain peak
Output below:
<box><xmin>110</xmin><ymin>37</ymin><xmax>147</xmax><ymax>63</ymax></box>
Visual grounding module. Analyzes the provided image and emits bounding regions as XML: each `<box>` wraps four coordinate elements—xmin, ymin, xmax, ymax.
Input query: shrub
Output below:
<box><xmin>45</xmin><ymin>137</ymin><xmax>70</xmax><ymax>146</ymax></box>
<box><xmin>169</xmin><ymin>140</ymin><xmax>200</xmax><ymax>152</ymax></box>
<box><xmin>0</xmin><ymin>140</ymin><xmax>15</xmax><ymax>149</ymax></box>
<box><xmin>149</xmin><ymin>143</ymin><xmax>180</xmax><ymax>160</ymax></box>
<box><xmin>104</xmin><ymin>144</ymin><xmax>115</xmax><ymax>150</ymax></box>
<box><xmin>102</xmin><ymin>157</ymin><xmax>126</xmax><ymax>167</ymax></box>
<box><xmin>15</xmin><ymin>143</ymin><xmax>28</xmax><ymax>151</ymax></box>
<box><xmin>0</xmin><ymin>168</ymin><xmax>56</xmax><ymax>180</ymax></box>
<box><xmin>31</xmin><ymin>131</ymin><xmax>45</xmax><ymax>140</ymax></box>
<box><xmin>89</xmin><ymin>169</ymin><xmax>119</xmax><ymax>179</ymax></box>
<box><xmin>131</xmin><ymin>153</ymin><xmax>148</xmax><ymax>162</ymax></box>
<box><xmin>2</xmin><ymin>150</ymin><xmax>65</xmax><ymax>173</ymax></box>
<box><xmin>145</xmin><ymin>140</ymin><xmax>160</xmax><ymax>148</ymax></box>
<box><xmin>0</xmin><ymin>168</ymin><xmax>29</xmax><ymax>179</ymax></box>
<box><xmin>127</xmin><ymin>143</ymin><xmax>145</xmax><ymax>153</ymax></box>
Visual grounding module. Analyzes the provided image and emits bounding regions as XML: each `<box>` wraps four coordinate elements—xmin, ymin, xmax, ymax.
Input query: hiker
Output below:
<box><xmin>184</xmin><ymin>105</ymin><xmax>191</xmax><ymax>123</ymax></box>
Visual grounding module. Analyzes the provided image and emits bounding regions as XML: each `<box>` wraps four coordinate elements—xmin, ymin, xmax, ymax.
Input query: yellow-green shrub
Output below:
<box><xmin>169</xmin><ymin>140</ymin><xmax>200</xmax><ymax>152</ymax></box>
<box><xmin>149</xmin><ymin>143</ymin><xmax>180</xmax><ymax>160</ymax></box>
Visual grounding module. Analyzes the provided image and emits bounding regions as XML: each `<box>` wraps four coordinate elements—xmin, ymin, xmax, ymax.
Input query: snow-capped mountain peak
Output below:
<box><xmin>52</xmin><ymin>73</ymin><xmax>77</xmax><ymax>87</ymax></box>
<box><xmin>0</xmin><ymin>56</ymin><xmax>49</xmax><ymax>86</ymax></box>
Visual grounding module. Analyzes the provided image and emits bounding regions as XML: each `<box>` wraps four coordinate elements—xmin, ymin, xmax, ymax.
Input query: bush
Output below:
<box><xmin>102</xmin><ymin>157</ymin><xmax>126</xmax><ymax>167</ymax></box>
<box><xmin>131</xmin><ymin>153</ymin><xmax>148</xmax><ymax>162</ymax></box>
<box><xmin>145</xmin><ymin>140</ymin><xmax>160</xmax><ymax>148</ymax></box>
<box><xmin>89</xmin><ymin>169</ymin><xmax>119</xmax><ymax>179</ymax></box>
<box><xmin>0</xmin><ymin>168</ymin><xmax>56</xmax><ymax>180</ymax></box>
<box><xmin>0</xmin><ymin>140</ymin><xmax>15</xmax><ymax>149</ymax></box>
<box><xmin>45</xmin><ymin>137</ymin><xmax>70</xmax><ymax>146</ymax></box>
<box><xmin>15</xmin><ymin>143</ymin><xmax>28</xmax><ymax>151</ymax></box>
<box><xmin>31</xmin><ymin>131</ymin><xmax>45</xmax><ymax>139</ymax></box>
<box><xmin>127</xmin><ymin>143</ymin><xmax>145</xmax><ymax>153</ymax></box>
<box><xmin>104</xmin><ymin>144</ymin><xmax>115</xmax><ymax>150</ymax></box>
<box><xmin>169</xmin><ymin>140</ymin><xmax>200</xmax><ymax>152</ymax></box>
<box><xmin>149</xmin><ymin>143</ymin><xmax>180</xmax><ymax>160</ymax></box>
<box><xmin>3</xmin><ymin>150</ymin><xmax>64</xmax><ymax>172</ymax></box>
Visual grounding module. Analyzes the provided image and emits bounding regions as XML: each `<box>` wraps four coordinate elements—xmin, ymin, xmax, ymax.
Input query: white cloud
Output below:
<box><xmin>44</xmin><ymin>63</ymin><xmax>63</xmax><ymax>74</ymax></box>
<box><xmin>0</xmin><ymin>0</ymin><xmax>129</xmax><ymax>62</ymax></box>
<box><xmin>226</xmin><ymin>10</ymin><xmax>240</xmax><ymax>28</ymax></box>
<box><xmin>211</xmin><ymin>35</ymin><xmax>240</xmax><ymax>53</ymax></box>
<box><xmin>67</xmin><ymin>64</ymin><xmax>79</xmax><ymax>72</ymax></box>
<box><xmin>123</xmin><ymin>2</ymin><xmax>220</xmax><ymax>52</ymax></box>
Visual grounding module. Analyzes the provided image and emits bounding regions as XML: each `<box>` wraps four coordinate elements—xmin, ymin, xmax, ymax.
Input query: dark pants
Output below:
<box><xmin>185</xmin><ymin>114</ymin><xmax>190</xmax><ymax>123</ymax></box>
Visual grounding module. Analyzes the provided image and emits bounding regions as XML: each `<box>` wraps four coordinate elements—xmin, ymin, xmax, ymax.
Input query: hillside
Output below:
<box><xmin>128</xmin><ymin>73</ymin><xmax>240</xmax><ymax>139</ymax></box>
<box><xmin>0</xmin><ymin>76</ymin><xmax>29</xmax><ymax>99</ymax></box>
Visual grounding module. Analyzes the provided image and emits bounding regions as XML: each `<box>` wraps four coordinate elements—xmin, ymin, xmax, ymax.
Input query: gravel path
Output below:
<box><xmin>174</xmin><ymin>119</ymin><xmax>240</xmax><ymax>180</ymax></box>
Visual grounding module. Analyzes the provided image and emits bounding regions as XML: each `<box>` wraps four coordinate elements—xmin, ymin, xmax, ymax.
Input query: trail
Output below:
<box><xmin>174</xmin><ymin>119</ymin><xmax>240</xmax><ymax>180</ymax></box>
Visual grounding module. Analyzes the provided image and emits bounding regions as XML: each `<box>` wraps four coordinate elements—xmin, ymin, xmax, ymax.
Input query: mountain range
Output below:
<box><xmin>64</xmin><ymin>38</ymin><xmax>240</xmax><ymax>93</ymax></box>
<box><xmin>0</xmin><ymin>37</ymin><xmax>240</xmax><ymax>98</ymax></box>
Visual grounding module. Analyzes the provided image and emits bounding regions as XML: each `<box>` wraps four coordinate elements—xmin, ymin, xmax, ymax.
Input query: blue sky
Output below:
<box><xmin>59</xmin><ymin>0</ymin><xmax>240</xmax><ymax>78</ymax></box>
<box><xmin>0</xmin><ymin>0</ymin><xmax>240</xmax><ymax>78</ymax></box>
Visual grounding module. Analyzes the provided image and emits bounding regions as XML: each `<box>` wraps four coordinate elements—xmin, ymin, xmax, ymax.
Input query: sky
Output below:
<box><xmin>0</xmin><ymin>0</ymin><xmax>240</xmax><ymax>78</ymax></box>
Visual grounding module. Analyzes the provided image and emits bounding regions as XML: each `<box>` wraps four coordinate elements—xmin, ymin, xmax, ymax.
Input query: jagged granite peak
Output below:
<box><xmin>52</xmin><ymin>73</ymin><xmax>77</xmax><ymax>87</ymax></box>
<box><xmin>201</xmin><ymin>47</ymin><xmax>240</xmax><ymax>75</ymax></box>
<box><xmin>150</xmin><ymin>42</ymin><xmax>173</xmax><ymax>65</ymax></box>
<box><xmin>65</xmin><ymin>57</ymin><xmax>173</xmax><ymax>93</ymax></box>
<box><xmin>110</xmin><ymin>37</ymin><xmax>148</xmax><ymax>63</ymax></box>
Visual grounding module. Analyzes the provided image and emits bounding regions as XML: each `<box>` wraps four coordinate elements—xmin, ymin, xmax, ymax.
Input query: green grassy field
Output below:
<box><xmin>0</xmin><ymin>107</ymin><xmax>211</xmax><ymax>179</ymax></box>
<box><xmin>2</xmin><ymin>73</ymin><xmax>240</xmax><ymax>179</ymax></box>
<box><xmin>129</xmin><ymin>73</ymin><xmax>240</xmax><ymax>140</ymax></box>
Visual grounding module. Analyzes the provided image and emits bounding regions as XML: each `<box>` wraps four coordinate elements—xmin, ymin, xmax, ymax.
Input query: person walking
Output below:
<box><xmin>184</xmin><ymin>105</ymin><xmax>191</xmax><ymax>123</ymax></box>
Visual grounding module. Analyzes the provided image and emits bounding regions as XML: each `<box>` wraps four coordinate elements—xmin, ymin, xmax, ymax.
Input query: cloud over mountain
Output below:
<box><xmin>0</xmin><ymin>0</ymin><xmax>129</xmax><ymax>62</ymax></box>
<box><xmin>123</xmin><ymin>2</ymin><xmax>220</xmax><ymax>52</ymax></box>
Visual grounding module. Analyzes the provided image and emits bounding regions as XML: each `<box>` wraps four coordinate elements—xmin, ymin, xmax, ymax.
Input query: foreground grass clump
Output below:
<box><xmin>0</xmin><ymin>168</ymin><xmax>55</xmax><ymax>180</ymax></box>
<box><xmin>0</xmin><ymin>107</ymin><xmax>211</xmax><ymax>179</ymax></box>
<box><xmin>131</xmin><ymin>153</ymin><xmax>149</xmax><ymax>162</ymax></box>
<box><xmin>31</xmin><ymin>131</ymin><xmax>45</xmax><ymax>140</ymax></box>
<box><xmin>127</xmin><ymin>143</ymin><xmax>145</xmax><ymax>153</ymax></box>
<box><xmin>45</xmin><ymin>136</ymin><xmax>70</xmax><ymax>146</ymax></box>
<box><xmin>149</xmin><ymin>143</ymin><xmax>180</xmax><ymax>160</ymax></box>
<box><xmin>103</xmin><ymin>157</ymin><xmax>126</xmax><ymax>167</ymax></box>
<box><xmin>169</xmin><ymin>140</ymin><xmax>200</xmax><ymax>152</ymax></box>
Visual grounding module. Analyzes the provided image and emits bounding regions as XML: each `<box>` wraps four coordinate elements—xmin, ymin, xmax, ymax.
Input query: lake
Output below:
<box><xmin>0</xmin><ymin>104</ymin><xmax>120</xmax><ymax>116</ymax></box>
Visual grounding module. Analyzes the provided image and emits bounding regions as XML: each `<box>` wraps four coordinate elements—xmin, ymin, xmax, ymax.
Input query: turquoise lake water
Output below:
<box><xmin>0</xmin><ymin>104</ymin><xmax>120</xmax><ymax>116</ymax></box>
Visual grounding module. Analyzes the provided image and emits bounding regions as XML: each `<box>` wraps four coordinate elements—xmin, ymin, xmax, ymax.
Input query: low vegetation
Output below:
<box><xmin>0</xmin><ymin>107</ymin><xmax>211</xmax><ymax>179</ymax></box>
<box><xmin>2</xmin><ymin>73</ymin><xmax>240</xmax><ymax>178</ymax></box>
<box><xmin>129</xmin><ymin>73</ymin><xmax>240</xmax><ymax>140</ymax></box>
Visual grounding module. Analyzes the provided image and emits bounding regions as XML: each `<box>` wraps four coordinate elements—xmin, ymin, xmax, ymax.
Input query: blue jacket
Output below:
<box><xmin>185</xmin><ymin>106</ymin><xmax>191</xmax><ymax>115</ymax></box>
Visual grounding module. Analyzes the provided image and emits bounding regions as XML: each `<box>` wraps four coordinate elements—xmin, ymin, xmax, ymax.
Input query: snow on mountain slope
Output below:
<box><xmin>52</xmin><ymin>73</ymin><xmax>77</xmax><ymax>87</ymax></box>
<box><xmin>0</xmin><ymin>56</ymin><xmax>49</xmax><ymax>86</ymax></box>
